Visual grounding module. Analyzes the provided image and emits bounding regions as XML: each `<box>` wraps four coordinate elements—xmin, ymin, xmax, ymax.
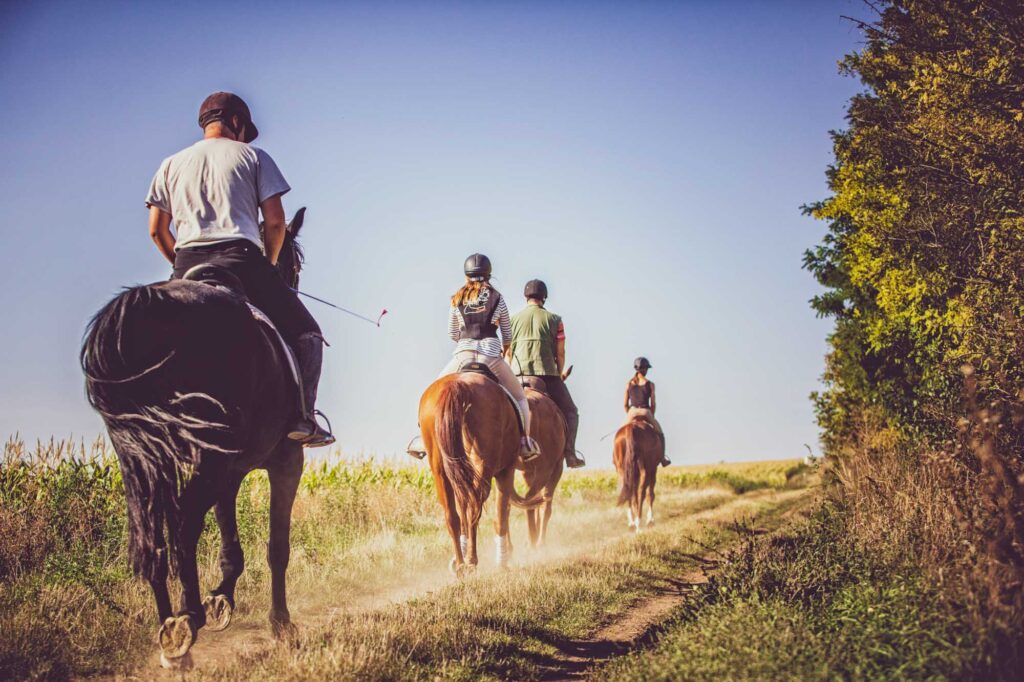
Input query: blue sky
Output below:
<box><xmin>0</xmin><ymin>1</ymin><xmax>865</xmax><ymax>466</ymax></box>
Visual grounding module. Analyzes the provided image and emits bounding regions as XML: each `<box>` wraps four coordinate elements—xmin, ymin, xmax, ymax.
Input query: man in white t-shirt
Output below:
<box><xmin>145</xmin><ymin>92</ymin><xmax>334</xmax><ymax>447</ymax></box>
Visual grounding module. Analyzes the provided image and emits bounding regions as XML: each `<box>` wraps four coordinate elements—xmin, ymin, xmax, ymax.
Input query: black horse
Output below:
<box><xmin>81</xmin><ymin>209</ymin><xmax>310</xmax><ymax>668</ymax></box>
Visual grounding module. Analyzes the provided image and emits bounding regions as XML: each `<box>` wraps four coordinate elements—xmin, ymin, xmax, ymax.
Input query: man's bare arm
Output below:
<box><xmin>148</xmin><ymin>206</ymin><xmax>175</xmax><ymax>264</ymax></box>
<box><xmin>624</xmin><ymin>384</ymin><xmax>631</xmax><ymax>413</ymax></box>
<box><xmin>557</xmin><ymin>338</ymin><xmax>566</xmax><ymax>378</ymax></box>
<box><xmin>650</xmin><ymin>382</ymin><xmax>657</xmax><ymax>415</ymax></box>
<box><xmin>260</xmin><ymin>193</ymin><xmax>287</xmax><ymax>265</ymax></box>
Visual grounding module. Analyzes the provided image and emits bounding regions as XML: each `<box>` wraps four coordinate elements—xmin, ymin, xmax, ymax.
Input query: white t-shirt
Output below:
<box><xmin>145</xmin><ymin>138</ymin><xmax>290</xmax><ymax>251</ymax></box>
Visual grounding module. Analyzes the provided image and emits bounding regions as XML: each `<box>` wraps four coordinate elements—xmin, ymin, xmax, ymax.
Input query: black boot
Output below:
<box><xmin>658</xmin><ymin>432</ymin><xmax>670</xmax><ymax>467</ymax></box>
<box><xmin>564</xmin><ymin>450</ymin><xmax>586</xmax><ymax>469</ymax></box>
<box><xmin>287</xmin><ymin>332</ymin><xmax>335</xmax><ymax>448</ymax></box>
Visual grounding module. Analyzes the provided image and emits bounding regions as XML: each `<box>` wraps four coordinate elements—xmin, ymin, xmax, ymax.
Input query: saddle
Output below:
<box><xmin>181</xmin><ymin>264</ymin><xmax>302</xmax><ymax>390</ymax></box>
<box><xmin>520</xmin><ymin>375</ymin><xmax>549</xmax><ymax>396</ymax></box>
<box><xmin>458</xmin><ymin>362</ymin><xmax>527</xmax><ymax>436</ymax></box>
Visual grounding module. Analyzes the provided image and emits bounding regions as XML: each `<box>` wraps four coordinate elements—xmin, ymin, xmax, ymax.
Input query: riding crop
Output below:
<box><xmin>292</xmin><ymin>288</ymin><xmax>387</xmax><ymax>327</ymax></box>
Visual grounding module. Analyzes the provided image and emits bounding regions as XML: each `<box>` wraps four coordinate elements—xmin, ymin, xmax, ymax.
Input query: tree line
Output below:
<box><xmin>806</xmin><ymin>0</ymin><xmax>1024</xmax><ymax>455</ymax></box>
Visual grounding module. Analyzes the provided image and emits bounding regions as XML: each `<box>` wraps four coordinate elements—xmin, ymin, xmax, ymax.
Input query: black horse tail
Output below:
<box><xmin>617</xmin><ymin>424</ymin><xmax>640</xmax><ymax>507</ymax></box>
<box><xmin>434</xmin><ymin>379</ymin><xmax>481</xmax><ymax>514</ymax></box>
<box><xmin>81</xmin><ymin>282</ymin><xmax>244</xmax><ymax>581</ymax></box>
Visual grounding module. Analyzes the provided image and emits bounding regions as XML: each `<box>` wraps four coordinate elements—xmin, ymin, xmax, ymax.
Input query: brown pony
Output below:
<box><xmin>418</xmin><ymin>372</ymin><xmax>545</xmax><ymax>574</ymax></box>
<box><xmin>518</xmin><ymin>383</ymin><xmax>567</xmax><ymax>548</ymax></box>
<box><xmin>613</xmin><ymin>416</ymin><xmax>664</xmax><ymax>532</ymax></box>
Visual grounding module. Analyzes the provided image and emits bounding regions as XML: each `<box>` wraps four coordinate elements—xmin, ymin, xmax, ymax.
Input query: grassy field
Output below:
<box><xmin>0</xmin><ymin>437</ymin><xmax>809</xmax><ymax>680</ymax></box>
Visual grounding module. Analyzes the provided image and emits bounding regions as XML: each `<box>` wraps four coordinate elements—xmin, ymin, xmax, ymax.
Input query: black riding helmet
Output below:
<box><xmin>464</xmin><ymin>253</ymin><xmax>492</xmax><ymax>281</ymax></box>
<box><xmin>198</xmin><ymin>92</ymin><xmax>259</xmax><ymax>143</ymax></box>
<box><xmin>524</xmin><ymin>279</ymin><xmax>548</xmax><ymax>299</ymax></box>
<box><xmin>634</xmin><ymin>357</ymin><xmax>652</xmax><ymax>371</ymax></box>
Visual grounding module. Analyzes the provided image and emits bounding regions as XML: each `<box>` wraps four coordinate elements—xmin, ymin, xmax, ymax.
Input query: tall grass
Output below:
<box><xmin>0</xmin><ymin>437</ymin><xmax>804</xmax><ymax>680</ymax></box>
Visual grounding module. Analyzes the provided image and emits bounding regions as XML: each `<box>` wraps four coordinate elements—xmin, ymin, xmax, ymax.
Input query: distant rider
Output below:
<box><xmin>625</xmin><ymin>357</ymin><xmax>670</xmax><ymax>466</ymax></box>
<box><xmin>508</xmin><ymin>279</ymin><xmax>585</xmax><ymax>469</ymax></box>
<box><xmin>145</xmin><ymin>91</ymin><xmax>334</xmax><ymax>447</ymax></box>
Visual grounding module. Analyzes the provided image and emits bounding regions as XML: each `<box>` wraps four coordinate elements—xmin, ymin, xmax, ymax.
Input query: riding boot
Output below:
<box><xmin>658</xmin><ymin>432</ymin><xmax>670</xmax><ymax>467</ymax></box>
<box><xmin>287</xmin><ymin>332</ymin><xmax>335</xmax><ymax>448</ymax></box>
<box><xmin>517</xmin><ymin>398</ymin><xmax>541</xmax><ymax>463</ymax></box>
<box><xmin>562</xmin><ymin>406</ymin><xmax>584</xmax><ymax>468</ymax></box>
<box><xmin>564</xmin><ymin>450</ymin><xmax>586</xmax><ymax>469</ymax></box>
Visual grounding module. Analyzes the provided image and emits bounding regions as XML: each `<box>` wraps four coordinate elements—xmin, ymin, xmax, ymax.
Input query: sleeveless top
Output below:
<box><xmin>627</xmin><ymin>381</ymin><xmax>652</xmax><ymax>409</ymax></box>
<box><xmin>509</xmin><ymin>304</ymin><xmax>561</xmax><ymax>377</ymax></box>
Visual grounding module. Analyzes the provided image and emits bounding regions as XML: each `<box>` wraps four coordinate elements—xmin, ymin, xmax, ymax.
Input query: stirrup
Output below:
<box><xmin>518</xmin><ymin>437</ymin><xmax>541</xmax><ymax>464</ymax></box>
<box><xmin>406</xmin><ymin>435</ymin><xmax>427</xmax><ymax>460</ymax></box>
<box><xmin>289</xmin><ymin>410</ymin><xmax>335</xmax><ymax>448</ymax></box>
<box><xmin>565</xmin><ymin>450</ymin><xmax>586</xmax><ymax>469</ymax></box>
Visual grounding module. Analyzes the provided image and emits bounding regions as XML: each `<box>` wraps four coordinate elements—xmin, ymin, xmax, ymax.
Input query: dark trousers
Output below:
<box><xmin>171</xmin><ymin>240</ymin><xmax>320</xmax><ymax>343</ymax></box>
<box><xmin>522</xmin><ymin>376</ymin><xmax>579</xmax><ymax>457</ymax></box>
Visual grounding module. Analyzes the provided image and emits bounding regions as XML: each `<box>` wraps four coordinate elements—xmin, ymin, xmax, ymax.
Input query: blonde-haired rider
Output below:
<box><xmin>410</xmin><ymin>253</ymin><xmax>540</xmax><ymax>462</ymax></box>
<box><xmin>625</xmin><ymin>357</ymin><xmax>670</xmax><ymax>467</ymax></box>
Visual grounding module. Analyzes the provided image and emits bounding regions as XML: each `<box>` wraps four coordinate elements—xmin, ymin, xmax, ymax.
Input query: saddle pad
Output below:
<box><xmin>247</xmin><ymin>303</ymin><xmax>301</xmax><ymax>389</ymax></box>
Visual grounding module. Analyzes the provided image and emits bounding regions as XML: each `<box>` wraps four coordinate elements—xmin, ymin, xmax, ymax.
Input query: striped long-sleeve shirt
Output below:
<box><xmin>448</xmin><ymin>293</ymin><xmax>512</xmax><ymax>358</ymax></box>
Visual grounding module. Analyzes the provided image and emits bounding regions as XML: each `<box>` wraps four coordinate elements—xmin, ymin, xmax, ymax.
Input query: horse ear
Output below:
<box><xmin>288</xmin><ymin>207</ymin><xmax>306</xmax><ymax>236</ymax></box>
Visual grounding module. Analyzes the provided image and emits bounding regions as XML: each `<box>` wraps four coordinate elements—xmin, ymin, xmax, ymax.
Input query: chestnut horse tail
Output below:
<box><xmin>509</xmin><ymin>486</ymin><xmax>547</xmax><ymax>510</ymax></box>
<box><xmin>617</xmin><ymin>424</ymin><xmax>639</xmax><ymax>506</ymax></box>
<box><xmin>434</xmin><ymin>379</ymin><xmax>481</xmax><ymax>511</ymax></box>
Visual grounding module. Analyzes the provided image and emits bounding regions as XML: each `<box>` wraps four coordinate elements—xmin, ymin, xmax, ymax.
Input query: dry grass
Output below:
<box><xmin>0</xmin><ymin>437</ymin><xmax>805</xmax><ymax>680</ymax></box>
<box><xmin>821</xmin><ymin>378</ymin><xmax>1024</xmax><ymax>676</ymax></box>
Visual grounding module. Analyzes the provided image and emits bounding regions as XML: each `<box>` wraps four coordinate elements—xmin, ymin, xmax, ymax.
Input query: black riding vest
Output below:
<box><xmin>458</xmin><ymin>287</ymin><xmax>500</xmax><ymax>340</ymax></box>
<box><xmin>627</xmin><ymin>382</ymin><xmax>652</xmax><ymax>409</ymax></box>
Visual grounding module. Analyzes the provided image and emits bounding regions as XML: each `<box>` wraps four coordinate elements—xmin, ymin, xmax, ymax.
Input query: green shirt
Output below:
<box><xmin>509</xmin><ymin>304</ymin><xmax>562</xmax><ymax>377</ymax></box>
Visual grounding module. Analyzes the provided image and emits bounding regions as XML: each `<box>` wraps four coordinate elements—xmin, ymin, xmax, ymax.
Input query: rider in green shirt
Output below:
<box><xmin>508</xmin><ymin>280</ymin><xmax>585</xmax><ymax>469</ymax></box>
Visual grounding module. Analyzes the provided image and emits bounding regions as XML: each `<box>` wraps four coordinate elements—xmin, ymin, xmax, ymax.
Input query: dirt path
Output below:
<box><xmin>531</xmin><ymin>566</ymin><xmax>709</xmax><ymax>680</ymax></box>
<box><xmin>535</xmin><ymin>496</ymin><xmax>810</xmax><ymax>681</ymax></box>
<box><xmin>118</xmin><ymin>487</ymin><xmax>808</xmax><ymax>680</ymax></box>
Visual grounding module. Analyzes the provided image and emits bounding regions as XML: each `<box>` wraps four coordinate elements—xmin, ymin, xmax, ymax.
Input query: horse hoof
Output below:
<box><xmin>270</xmin><ymin>616</ymin><xmax>298</xmax><ymax>642</ymax></box>
<box><xmin>203</xmin><ymin>594</ymin><xmax>233</xmax><ymax>632</ymax></box>
<box><xmin>449</xmin><ymin>557</ymin><xmax>458</xmax><ymax>575</ymax></box>
<box><xmin>160</xmin><ymin>651</ymin><xmax>193</xmax><ymax>671</ymax></box>
<box><xmin>158</xmin><ymin>615</ymin><xmax>196</xmax><ymax>662</ymax></box>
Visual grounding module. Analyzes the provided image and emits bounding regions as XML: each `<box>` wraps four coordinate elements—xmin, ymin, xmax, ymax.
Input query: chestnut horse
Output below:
<box><xmin>519</xmin><ymin>382</ymin><xmax>567</xmax><ymax>548</ymax></box>
<box><xmin>418</xmin><ymin>372</ymin><xmax>545</xmax><ymax>574</ymax></box>
<box><xmin>613</xmin><ymin>416</ymin><xmax>663</xmax><ymax>532</ymax></box>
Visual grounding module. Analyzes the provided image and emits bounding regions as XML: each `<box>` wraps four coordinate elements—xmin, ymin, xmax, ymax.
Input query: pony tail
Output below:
<box><xmin>617</xmin><ymin>424</ymin><xmax>639</xmax><ymax>506</ymax></box>
<box><xmin>451</xmin><ymin>279</ymin><xmax>490</xmax><ymax>307</ymax></box>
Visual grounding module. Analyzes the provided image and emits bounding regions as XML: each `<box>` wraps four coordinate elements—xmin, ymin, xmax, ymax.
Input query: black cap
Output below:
<box><xmin>524</xmin><ymin>279</ymin><xmax>548</xmax><ymax>299</ymax></box>
<box><xmin>198</xmin><ymin>92</ymin><xmax>259</xmax><ymax>143</ymax></box>
<box><xmin>464</xmin><ymin>253</ymin><xmax>492</xmax><ymax>280</ymax></box>
<box><xmin>634</xmin><ymin>357</ymin><xmax>651</xmax><ymax>371</ymax></box>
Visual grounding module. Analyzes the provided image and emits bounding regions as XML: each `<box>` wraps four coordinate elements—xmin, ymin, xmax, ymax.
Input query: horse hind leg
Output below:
<box><xmin>204</xmin><ymin>471</ymin><xmax>246</xmax><ymax>632</ymax></box>
<box><xmin>527</xmin><ymin>508</ymin><xmax>539</xmax><ymax>548</ymax></box>
<box><xmin>539</xmin><ymin>496</ymin><xmax>554</xmax><ymax>546</ymax></box>
<box><xmin>493</xmin><ymin>469</ymin><xmax>514</xmax><ymax>568</ymax></box>
<box><xmin>160</xmin><ymin>474</ymin><xmax>218</xmax><ymax>669</ymax></box>
<box><xmin>645</xmin><ymin>478</ymin><xmax>656</xmax><ymax>527</ymax></box>
<box><xmin>266</xmin><ymin>444</ymin><xmax>302</xmax><ymax>640</ymax></box>
<box><xmin>462</xmin><ymin>498</ymin><xmax>483</xmax><ymax>573</ymax></box>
